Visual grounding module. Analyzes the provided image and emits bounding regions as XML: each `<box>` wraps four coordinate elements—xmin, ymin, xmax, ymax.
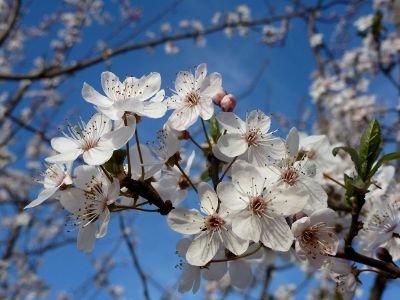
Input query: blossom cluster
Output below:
<box><xmin>26</xmin><ymin>63</ymin><xmax>400</xmax><ymax>299</ymax></box>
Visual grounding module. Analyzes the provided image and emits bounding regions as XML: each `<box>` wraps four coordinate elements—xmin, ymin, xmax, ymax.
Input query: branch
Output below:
<box><xmin>119</xmin><ymin>215</ymin><xmax>151</xmax><ymax>300</ymax></box>
<box><xmin>120</xmin><ymin>177</ymin><xmax>173</xmax><ymax>215</ymax></box>
<box><xmin>0</xmin><ymin>0</ymin><xmax>21</xmax><ymax>47</ymax></box>
<box><xmin>0</xmin><ymin>1</ymin><xmax>347</xmax><ymax>81</ymax></box>
<box><xmin>335</xmin><ymin>249</ymin><xmax>400</xmax><ymax>278</ymax></box>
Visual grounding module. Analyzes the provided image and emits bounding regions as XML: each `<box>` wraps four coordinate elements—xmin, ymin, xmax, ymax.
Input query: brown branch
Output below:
<box><xmin>120</xmin><ymin>177</ymin><xmax>173</xmax><ymax>215</ymax></box>
<box><xmin>335</xmin><ymin>249</ymin><xmax>400</xmax><ymax>279</ymax></box>
<box><xmin>0</xmin><ymin>1</ymin><xmax>348</xmax><ymax>81</ymax></box>
<box><xmin>119</xmin><ymin>215</ymin><xmax>151</xmax><ymax>300</ymax></box>
<box><xmin>369</xmin><ymin>275</ymin><xmax>388</xmax><ymax>300</ymax></box>
<box><xmin>0</xmin><ymin>0</ymin><xmax>21</xmax><ymax>47</ymax></box>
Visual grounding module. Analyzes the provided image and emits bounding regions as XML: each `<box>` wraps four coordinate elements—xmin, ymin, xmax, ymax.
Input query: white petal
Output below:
<box><xmin>198</xmin><ymin>98</ymin><xmax>214</xmax><ymax>120</ymax></box>
<box><xmin>167</xmin><ymin>208</ymin><xmax>204</xmax><ymax>234</ymax></box>
<box><xmin>267</xmin><ymin>189</ymin><xmax>307</xmax><ymax>216</ymax></box>
<box><xmin>101</xmin><ymin>71</ymin><xmax>121</xmax><ymax>100</ymax></box>
<box><xmin>59</xmin><ymin>188</ymin><xmax>85</xmax><ymax>214</ymax></box>
<box><xmin>74</xmin><ymin>165</ymin><xmax>100</xmax><ymax>190</ymax></box>
<box><xmin>175</xmin><ymin>71</ymin><xmax>194</xmax><ymax>92</ymax></box>
<box><xmin>77</xmin><ymin>222</ymin><xmax>96</xmax><ymax>253</ymax></box>
<box><xmin>82</xmin><ymin>82</ymin><xmax>112</xmax><ymax>107</ymax></box>
<box><xmin>96</xmin><ymin>209</ymin><xmax>111</xmax><ymax>238</ymax></box>
<box><xmin>141</xmin><ymin>101</ymin><xmax>167</xmax><ymax>118</ymax></box>
<box><xmin>286</xmin><ymin>127</ymin><xmax>299</xmax><ymax>158</ymax></box>
<box><xmin>25</xmin><ymin>187</ymin><xmax>59</xmax><ymax>208</ymax></box>
<box><xmin>45</xmin><ymin>150</ymin><xmax>82</xmax><ymax>163</ymax></box>
<box><xmin>135</xmin><ymin>72</ymin><xmax>161</xmax><ymax>101</ymax></box>
<box><xmin>260</xmin><ymin>216</ymin><xmax>293</xmax><ymax>251</ymax></box>
<box><xmin>202</xmin><ymin>260</ymin><xmax>227</xmax><ymax>281</ymax></box>
<box><xmin>195</xmin><ymin>63</ymin><xmax>207</xmax><ymax>81</ymax></box>
<box><xmin>167</xmin><ymin>106</ymin><xmax>200</xmax><ymax>131</ymax></box>
<box><xmin>229</xmin><ymin>260</ymin><xmax>252</xmax><ymax>289</ymax></box>
<box><xmin>217</xmin><ymin>112</ymin><xmax>245</xmax><ymax>133</ymax></box>
<box><xmin>310</xmin><ymin>208</ymin><xmax>336</xmax><ymax>225</ymax></box>
<box><xmin>100</xmin><ymin>125</ymin><xmax>134</xmax><ymax>150</ymax></box>
<box><xmin>200</xmin><ymin>72</ymin><xmax>222</xmax><ymax>98</ymax></box>
<box><xmin>232</xmin><ymin>211</ymin><xmax>262</xmax><ymax>243</ymax></box>
<box><xmin>220</xmin><ymin>227</ymin><xmax>248</xmax><ymax>256</ymax></box>
<box><xmin>217</xmin><ymin>182</ymin><xmax>248</xmax><ymax>211</ymax></box>
<box><xmin>186</xmin><ymin>232</ymin><xmax>220</xmax><ymax>266</ymax></box>
<box><xmin>82</xmin><ymin>147</ymin><xmax>113</xmax><ymax>166</ymax></box>
<box><xmin>198</xmin><ymin>182</ymin><xmax>218</xmax><ymax>215</ymax></box>
<box><xmin>246</xmin><ymin>110</ymin><xmax>271</xmax><ymax>133</ymax></box>
<box><xmin>86</xmin><ymin>113</ymin><xmax>112</xmax><ymax>136</ymax></box>
<box><xmin>217</xmin><ymin>133</ymin><xmax>248</xmax><ymax>157</ymax></box>
<box><xmin>178</xmin><ymin>264</ymin><xmax>201</xmax><ymax>293</ymax></box>
<box><xmin>231</xmin><ymin>162</ymin><xmax>265</xmax><ymax>196</ymax></box>
<box><xmin>51</xmin><ymin>137</ymin><xmax>79</xmax><ymax>153</ymax></box>
<box><xmin>291</xmin><ymin>217</ymin><xmax>311</xmax><ymax>237</ymax></box>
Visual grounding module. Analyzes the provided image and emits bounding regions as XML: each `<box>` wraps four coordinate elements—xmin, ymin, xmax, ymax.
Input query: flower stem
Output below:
<box><xmin>201</xmin><ymin>118</ymin><xmax>212</xmax><ymax>149</ymax></box>
<box><xmin>124</xmin><ymin>115</ymin><xmax>132</xmax><ymax>178</ymax></box>
<box><xmin>134</xmin><ymin>124</ymin><xmax>145</xmax><ymax>181</ymax></box>
<box><xmin>175</xmin><ymin>161</ymin><xmax>197</xmax><ymax>193</ymax></box>
<box><xmin>187</xmin><ymin>132</ymin><xmax>204</xmax><ymax>153</ymax></box>
<box><xmin>323</xmin><ymin>173</ymin><xmax>345</xmax><ymax>188</ymax></box>
<box><xmin>208</xmin><ymin>243</ymin><xmax>263</xmax><ymax>264</ymax></box>
<box><xmin>219</xmin><ymin>156</ymin><xmax>238</xmax><ymax>182</ymax></box>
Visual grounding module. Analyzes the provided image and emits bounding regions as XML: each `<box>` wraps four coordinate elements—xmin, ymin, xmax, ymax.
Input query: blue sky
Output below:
<box><xmin>14</xmin><ymin>0</ymin><xmax>400</xmax><ymax>299</ymax></box>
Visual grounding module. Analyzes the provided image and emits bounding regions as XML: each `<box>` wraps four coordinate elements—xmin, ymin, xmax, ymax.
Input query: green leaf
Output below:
<box><xmin>358</xmin><ymin>119</ymin><xmax>382</xmax><ymax>179</ymax></box>
<box><xmin>332</xmin><ymin>146</ymin><xmax>360</xmax><ymax>173</ymax></box>
<box><xmin>369</xmin><ymin>152</ymin><xmax>400</xmax><ymax>178</ymax></box>
<box><xmin>209</xmin><ymin>115</ymin><xmax>221</xmax><ymax>144</ymax></box>
<box><xmin>103</xmin><ymin>149</ymin><xmax>127</xmax><ymax>176</ymax></box>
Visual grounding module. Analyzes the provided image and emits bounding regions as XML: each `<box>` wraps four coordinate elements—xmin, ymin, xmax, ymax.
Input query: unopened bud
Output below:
<box><xmin>220</xmin><ymin>94</ymin><xmax>237</xmax><ymax>112</ymax></box>
<box><xmin>293</xmin><ymin>212</ymin><xmax>307</xmax><ymax>222</ymax></box>
<box><xmin>213</xmin><ymin>87</ymin><xmax>226</xmax><ymax>105</ymax></box>
<box><xmin>376</xmin><ymin>247</ymin><xmax>393</xmax><ymax>262</ymax></box>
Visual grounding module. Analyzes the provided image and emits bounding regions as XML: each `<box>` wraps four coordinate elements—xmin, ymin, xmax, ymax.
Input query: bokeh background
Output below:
<box><xmin>1</xmin><ymin>0</ymin><xmax>400</xmax><ymax>299</ymax></box>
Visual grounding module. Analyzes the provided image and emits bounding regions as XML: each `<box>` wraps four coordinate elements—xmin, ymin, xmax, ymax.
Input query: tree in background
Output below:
<box><xmin>1</xmin><ymin>0</ymin><xmax>400</xmax><ymax>299</ymax></box>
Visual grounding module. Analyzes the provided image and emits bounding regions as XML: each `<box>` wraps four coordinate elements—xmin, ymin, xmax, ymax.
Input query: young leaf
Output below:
<box><xmin>369</xmin><ymin>152</ymin><xmax>400</xmax><ymax>178</ymax></box>
<box><xmin>103</xmin><ymin>149</ymin><xmax>127</xmax><ymax>176</ymax></box>
<box><xmin>332</xmin><ymin>146</ymin><xmax>360</xmax><ymax>174</ymax></box>
<box><xmin>209</xmin><ymin>115</ymin><xmax>221</xmax><ymax>144</ymax></box>
<box><xmin>358</xmin><ymin>119</ymin><xmax>382</xmax><ymax>179</ymax></box>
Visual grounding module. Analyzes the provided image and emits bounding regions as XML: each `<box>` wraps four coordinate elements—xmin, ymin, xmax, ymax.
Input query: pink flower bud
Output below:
<box><xmin>220</xmin><ymin>94</ymin><xmax>236</xmax><ymax>112</ymax></box>
<box><xmin>213</xmin><ymin>87</ymin><xmax>226</xmax><ymax>105</ymax></box>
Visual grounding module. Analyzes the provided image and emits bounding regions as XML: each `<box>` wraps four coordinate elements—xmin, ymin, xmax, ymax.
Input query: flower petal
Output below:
<box><xmin>217</xmin><ymin>133</ymin><xmax>248</xmax><ymax>157</ymax></box>
<box><xmin>186</xmin><ymin>232</ymin><xmax>220</xmax><ymax>266</ymax></box>
<box><xmin>198</xmin><ymin>182</ymin><xmax>219</xmax><ymax>215</ymax></box>
<box><xmin>25</xmin><ymin>187</ymin><xmax>59</xmax><ymax>209</ymax></box>
<box><xmin>77</xmin><ymin>222</ymin><xmax>96</xmax><ymax>253</ymax></box>
<box><xmin>96</xmin><ymin>209</ymin><xmax>111</xmax><ymax>238</ymax></box>
<box><xmin>82</xmin><ymin>82</ymin><xmax>112</xmax><ymax>107</ymax></box>
<box><xmin>260</xmin><ymin>216</ymin><xmax>293</xmax><ymax>251</ymax></box>
<box><xmin>217</xmin><ymin>112</ymin><xmax>246</xmax><ymax>133</ymax></box>
<box><xmin>82</xmin><ymin>147</ymin><xmax>113</xmax><ymax>166</ymax></box>
<box><xmin>167</xmin><ymin>208</ymin><xmax>204</xmax><ymax>235</ymax></box>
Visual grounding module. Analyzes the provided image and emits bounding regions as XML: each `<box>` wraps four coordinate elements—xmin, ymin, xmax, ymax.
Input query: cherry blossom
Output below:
<box><xmin>82</xmin><ymin>71</ymin><xmax>166</xmax><ymax>121</ymax></box>
<box><xmin>217</xmin><ymin>161</ymin><xmax>306</xmax><ymax>251</ymax></box>
<box><xmin>292</xmin><ymin>208</ymin><xmax>339</xmax><ymax>267</ymax></box>
<box><xmin>25</xmin><ymin>162</ymin><xmax>72</xmax><ymax>208</ymax></box>
<box><xmin>167</xmin><ymin>182</ymin><xmax>248</xmax><ymax>266</ymax></box>
<box><xmin>59</xmin><ymin>165</ymin><xmax>120</xmax><ymax>253</ymax></box>
<box><xmin>46</xmin><ymin>113</ymin><xmax>134</xmax><ymax>166</ymax></box>
<box><xmin>166</xmin><ymin>63</ymin><xmax>222</xmax><ymax>130</ymax></box>
<box><xmin>216</xmin><ymin>110</ymin><xmax>286</xmax><ymax>166</ymax></box>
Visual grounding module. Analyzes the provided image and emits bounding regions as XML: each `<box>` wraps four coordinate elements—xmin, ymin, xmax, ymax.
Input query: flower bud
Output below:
<box><xmin>293</xmin><ymin>212</ymin><xmax>307</xmax><ymax>222</ymax></box>
<box><xmin>376</xmin><ymin>247</ymin><xmax>393</xmax><ymax>263</ymax></box>
<box><xmin>220</xmin><ymin>94</ymin><xmax>237</xmax><ymax>112</ymax></box>
<box><xmin>212</xmin><ymin>87</ymin><xmax>226</xmax><ymax>105</ymax></box>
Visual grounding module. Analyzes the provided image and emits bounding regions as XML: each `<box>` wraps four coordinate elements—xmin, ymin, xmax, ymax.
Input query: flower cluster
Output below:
<box><xmin>26</xmin><ymin>63</ymin><xmax>400</xmax><ymax>298</ymax></box>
